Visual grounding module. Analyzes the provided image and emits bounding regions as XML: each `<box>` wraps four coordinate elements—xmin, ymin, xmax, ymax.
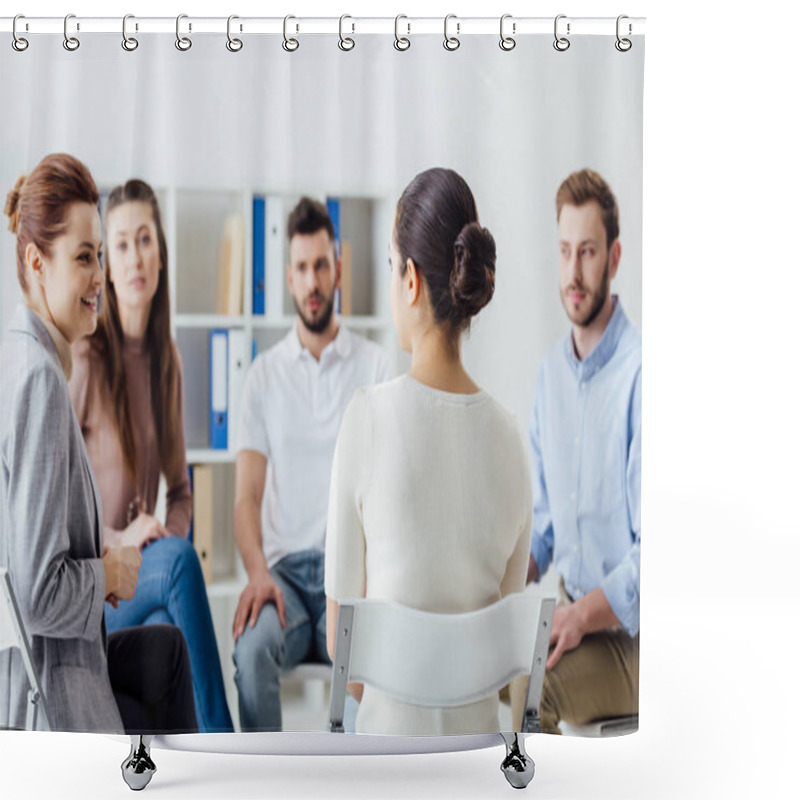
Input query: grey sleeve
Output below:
<box><xmin>5</xmin><ymin>364</ymin><xmax>106</xmax><ymax>640</ymax></box>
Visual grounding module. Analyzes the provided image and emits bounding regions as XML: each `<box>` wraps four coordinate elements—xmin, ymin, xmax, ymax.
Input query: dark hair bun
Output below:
<box><xmin>450</xmin><ymin>221</ymin><xmax>496</xmax><ymax>325</ymax></box>
<box><xmin>4</xmin><ymin>175</ymin><xmax>26</xmax><ymax>234</ymax></box>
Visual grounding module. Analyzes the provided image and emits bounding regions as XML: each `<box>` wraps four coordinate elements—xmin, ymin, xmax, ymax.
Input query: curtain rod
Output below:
<box><xmin>0</xmin><ymin>16</ymin><xmax>646</xmax><ymax>37</ymax></box>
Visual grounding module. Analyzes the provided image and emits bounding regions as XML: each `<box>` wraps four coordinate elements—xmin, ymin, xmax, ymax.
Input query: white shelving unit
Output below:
<box><xmin>159</xmin><ymin>186</ymin><xmax>397</xmax><ymax>592</ymax></box>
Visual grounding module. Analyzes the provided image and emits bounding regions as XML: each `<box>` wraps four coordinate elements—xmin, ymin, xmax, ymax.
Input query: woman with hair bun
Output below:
<box><xmin>0</xmin><ymin>154</ymin><xmax>196</xmax><ymax>734</ymax></box>
<box><xmin>324</xmin><ymin>167</ymin><xmax>533</xmax><ymax>735</ymax></box>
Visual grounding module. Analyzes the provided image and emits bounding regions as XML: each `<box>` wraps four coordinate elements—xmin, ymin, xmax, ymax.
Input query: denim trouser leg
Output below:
<box><xmin>233</xmin><ymin>550</ymin><xmax>330</xmax><ymax>732</ymax></box>
<box><xmin>105</xmin><ymin>536</ymin><xmax>234</xmax><ymax>732</ymax></box>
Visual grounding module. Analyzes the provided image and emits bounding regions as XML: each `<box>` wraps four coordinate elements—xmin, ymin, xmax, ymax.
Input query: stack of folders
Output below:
<box><xmin>216</xmin><ymin>215</ymin><xmax>245</xmax><ymax>316</ymax></box>
<box><xmin>188</xmin><ymin>464</ymin><xmax>214</xmax><ymax>584</ymax></box>
<box><xmin>209</xmin><ymin>329</ymin><xmax>255</xmax><ymax>451</ymax></box>
<box><xmin>252</xmin><ymin>195</ymin><xmax>285</xmax><ymax>317</ymax></box>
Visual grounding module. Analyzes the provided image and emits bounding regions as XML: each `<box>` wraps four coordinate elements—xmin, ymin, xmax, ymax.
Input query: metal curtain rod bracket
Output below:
<box><xmin>0</xmin><ymin>15</ymin><xmax>646</xmax><ymax>38</ymax></box>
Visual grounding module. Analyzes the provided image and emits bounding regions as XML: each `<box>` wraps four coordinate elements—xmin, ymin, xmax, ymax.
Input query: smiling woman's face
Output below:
<box><xmin>106</xmin><ymin>200</ymin><xmax>162</xmax><ymax>316</ymax></box>
<box><xmin>34</xmin><ymin>201</ymin><xmax>103</xmax><ymax>344</ymax></box>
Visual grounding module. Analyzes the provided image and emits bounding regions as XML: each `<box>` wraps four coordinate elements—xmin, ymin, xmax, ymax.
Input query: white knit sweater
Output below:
<box><xmin>325</xmin><ymin>375</ymin><xmax>533</xmax><ymax>735</ymax></box>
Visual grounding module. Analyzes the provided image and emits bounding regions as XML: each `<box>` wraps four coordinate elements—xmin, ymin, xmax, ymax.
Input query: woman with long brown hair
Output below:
<box><xmin>69</xmin><ymin>179</ymin><xmax>233</xmax><ymax>732</ymax></box>
<box><xmin>1</xmin><ymin>154</ymin><xmax>196</xmax><ymax>734</ymax></box>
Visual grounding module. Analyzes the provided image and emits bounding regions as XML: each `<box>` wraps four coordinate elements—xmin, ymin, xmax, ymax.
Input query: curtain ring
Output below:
<box><xmin>394</xmin><ymin>15</ymin><xmax>410</xmax><ymax>51</ymax></box>
<box><xmin>12</xmin><ymin>15</ymin><xmax>29</xmax><ymax>52</ymax></box>
<box><xmin>283</xmin><ymin>15</ymin><xmax>299</xmax><ymax>52</ymax></box>
<box><xmin>499</xmin><ymin>14</ymin><xmax>515</xmax><ymax>51</ymax></box>
<box><xmin>443</xmin><ymin>14</ymin><xmax>460</xmax><ymax>51</ymax></box>
<box><xmin>63</xmin><ymin>14</ymin><xmax>80</xmax><ymax>51</ymax></box>
<box><xmin>122</xmin><ymin>14</ymin><xmax>138</xmax><ymax>51</ymax></box>
<box><xmin>553</xmin><ymin>14</ymin><xmax>570</xmax><ymax>51</ymax></box>
<box><xmin>176</xmin><ymin>14</ymin><xmax>192</xmax><ymax>51</ymax></box>
<box><xmin>226</xmin><ymin>15</ymin><xmax>243</xmax><ymax>52</ymax></box>
<box><xmin>338</xmin><ymin>14</ymin><xmax>355</xmax><ymax>51</ymax></box>
<box><xmin>615</xmin><ymin>15</ymin><xmax>632</xmax><ymax>52</ymax></box>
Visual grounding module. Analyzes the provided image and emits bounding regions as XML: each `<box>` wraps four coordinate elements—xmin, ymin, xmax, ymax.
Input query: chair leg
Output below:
<box><xmin>121</xmin><ymin>735</ymin><xmax>156</xmax><ymax>791</ymax></box>
<box><xmin>500</xmin><ymin>732</ymin><xmax>535</xmax><ymax>789</ymax></box>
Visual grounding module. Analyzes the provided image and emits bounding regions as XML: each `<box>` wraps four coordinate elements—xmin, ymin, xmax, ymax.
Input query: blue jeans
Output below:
<box><xmin>105</xmin><ymin>536</ymin><xmax>234</xmax><ymax>733</ymax></box>
<box><xmin>233</xmin><ymin>549</ymin><xmax>330</xmax><ymax>732</ymax></box>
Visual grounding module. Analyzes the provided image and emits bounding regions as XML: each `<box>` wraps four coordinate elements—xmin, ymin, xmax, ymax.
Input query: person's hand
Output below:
<box><xmin>547</xmin><ymin>603</ymin><xmax>586</xmax><ymax>670</ymax></box>
<box><xmin>121</xmin><ymin>513</ymin><xmax>168</xmax><ymax>550</ymax></box>
<box><xmin>102</xmin><ymin>545</ymin><xmax>141</xmax><ymax>604</ymax></box>
<box><xmin>233</xmin><ymin>572</ymin><xmax>285</xmax><ymax>641</ymax></box>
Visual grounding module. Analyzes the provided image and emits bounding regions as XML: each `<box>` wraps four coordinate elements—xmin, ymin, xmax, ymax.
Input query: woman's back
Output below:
<box><xmin>326</xmin><ymin>375</ymin><xmax>532</xmax><ymax>734</ymax></box>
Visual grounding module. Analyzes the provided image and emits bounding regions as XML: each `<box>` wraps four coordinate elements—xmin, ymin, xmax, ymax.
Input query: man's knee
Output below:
<box><xmin>233</xmin><ymin>604</ymin><xmax>284</xmax><ymax>679</ymax></box>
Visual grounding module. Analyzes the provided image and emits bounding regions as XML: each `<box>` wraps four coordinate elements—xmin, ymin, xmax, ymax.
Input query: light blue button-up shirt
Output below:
<box><xmin>529</xmin><ymin>298</ymin><xmax>641</xmax><ymax>636</ymax></box>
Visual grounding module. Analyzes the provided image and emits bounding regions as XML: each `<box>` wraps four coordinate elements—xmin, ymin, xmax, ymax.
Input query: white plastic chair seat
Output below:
<box><xmin>559</xmin><ymin>714</ymin><xmax>639</xmax><ymax>737</ymax></box>
<box><xmin>329</xmin><ymin>586</ymin><xmax>555</xmax><ymax>732</ymax></box>
<box><xmin>280</xmin><ymin>662</ymin><xmax>332</xmax><ymax>685</ymax></box>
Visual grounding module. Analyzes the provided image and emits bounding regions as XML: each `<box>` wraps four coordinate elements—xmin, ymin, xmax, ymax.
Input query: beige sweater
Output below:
<box><xmin>69</xmin><ymin>336</ymin><xmax>191</xmax><ymax>538</ymax></box>
<box><xmin>325</xmin><ymin>375</ymin><xmax>533</xmax><ymax>735</ymax></box>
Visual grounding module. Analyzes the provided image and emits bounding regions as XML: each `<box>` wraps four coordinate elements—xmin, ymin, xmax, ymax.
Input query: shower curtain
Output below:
<box><xmin>1</xmin><ymin>16</ymin><xmax>644</xmax><ymax>742</ymax></box>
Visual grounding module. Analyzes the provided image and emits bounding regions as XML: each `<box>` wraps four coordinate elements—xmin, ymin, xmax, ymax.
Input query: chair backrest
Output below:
<box><xmin>329</xmin><ymin>586</ymin><xmax>555</xmax><ymax>732</ymax></box>
<box><xmin>0</xmin><ymin>567</ymin><xmax>51</xmax><ymax>730</ymax></box>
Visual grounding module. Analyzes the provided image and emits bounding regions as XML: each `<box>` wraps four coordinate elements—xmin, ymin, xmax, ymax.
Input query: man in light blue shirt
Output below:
<box><xmin>527</xmin><ymin>169</ymin><xmax>640</xmax><ymax>735</ymax></box>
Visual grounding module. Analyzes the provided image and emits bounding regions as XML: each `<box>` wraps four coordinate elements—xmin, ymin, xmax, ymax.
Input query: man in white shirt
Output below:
<box><xmin>232</xmin><ymin>197</ymin><xmax>390</xmax><ymax>731</ymax></box>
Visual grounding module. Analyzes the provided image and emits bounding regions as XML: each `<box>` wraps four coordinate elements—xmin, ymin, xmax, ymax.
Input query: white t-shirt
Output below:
<box><xmin>237</xmin><ymin>323</ymin><xmax>390</xmax><ymax>568</ymax></box>
<box><xmin>325</xmin><ymin>375</ymin><xmax>533</xmax><ymax>735</ymax></box>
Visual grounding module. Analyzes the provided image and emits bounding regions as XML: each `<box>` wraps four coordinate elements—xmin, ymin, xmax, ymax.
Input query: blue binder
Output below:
<box><xmin>252</xmin><ymin>195</ymin><xmax>266</xmax><ymax>315</ymax></box>
<box><xmin>326</xmin><ymin>197</ymin><xmax>341</xmax><ymax>313</ymax></box>
<box><xmin>209</xmin><ymin>329</ymin><xmax>228</xmax><ymax>450</ymax></box>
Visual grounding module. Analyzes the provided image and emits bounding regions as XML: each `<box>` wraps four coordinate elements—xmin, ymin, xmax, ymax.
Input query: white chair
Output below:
<box><xmin>559</xmin><ymin>714</ymin><xmax>639</xmax><ymax>737</ymax></box>
<box><xmin>280</xmin><ymin>662</ymin><xmax>332</xmax><ymax>725</ymax></box>
<box><xmin>328</xmin><ymin>588</ymin><xmax>555</xmax><ymax>789</ymax></box>
<box><xmin>0</xmin><ymin>567</ymin><xmax>51</xmax><ymax>731</ymax></box>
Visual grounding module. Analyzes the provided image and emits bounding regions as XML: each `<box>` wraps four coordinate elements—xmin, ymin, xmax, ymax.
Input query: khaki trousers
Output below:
<box><xmin>510</xmin><ymin>579</ymin><xmax>639</xmax><ymax>734</ymax></box>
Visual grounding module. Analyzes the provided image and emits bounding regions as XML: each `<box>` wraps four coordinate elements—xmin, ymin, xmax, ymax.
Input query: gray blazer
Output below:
<box><xmin>0</xmin><ymin>305</ymin><xmax>123</xmax><ymax>732</ymax></box>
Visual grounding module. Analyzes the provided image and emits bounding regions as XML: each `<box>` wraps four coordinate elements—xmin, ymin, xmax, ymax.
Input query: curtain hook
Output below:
<box><xmin>226</xmin><ymin>15</ymin><xmax>243</xmax><ymax>52</ymax></box>
<box><xmin>176</xmin><ymin>13</ymin><xmax>192</xmax><ymax>51</ymax></box>
<box><xmin>615</xmin><ymin>15</ymin><xmax>632</xmax><ymax>52</ymax></box>
<box><xmin>444</xmin><ymin>13</ymin><xmax>460</xmax><ymax>51</ymax></box>
<box><xmin>63</xmin><ymin>14</ymin><xmax>80</xmax><ymax>51</ymax></box>
<box><xmin>499</xmin><ymin>14</ymin><xmax>516</xmax><ymax>51</ymax></box>
<box><xmin>283</xmin><ymin>15</ymin><xmax>299</xmax><ymax>52</ymax></box>
<box><xmin>338</xmin><ymin>14</ymin><xmax>355</xmax><ymax>51</ymax></box>
<box><xmin>122</xmin><ymin>14</ymin><xmax>138</xmax><ymax>51</ymax></box>
<box><xmin>553</xmin><ymin>14</ymin><xmax>571</xmax><ymax>52</ymax></box>
<box><xmin>394</xmin><ymin>15</ymin><xmax>410</xmax><ymax>51</ymax></box>
<box><xmin>12</xmin><ymin>15</ymin><xmax>29</xmax><ymax>52</ymax></box>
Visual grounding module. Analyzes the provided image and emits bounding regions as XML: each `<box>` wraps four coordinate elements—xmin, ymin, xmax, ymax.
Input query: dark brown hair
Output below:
<box><xmin>90</xmin><ymin>179</ymin><xmax>182</xmax><ymax>486</ymax></box>
<box><xmin>4</xmin><ymin>153</ymin><xmax>99</xmax><ymax>292</ymax></box>
<box><xmin>286</xmin><ymin>196</ymin><xmax>335</xmax><ymax>243</ymax></box>
<box><xmin>556</xmin><ymin>168</ymin><xmax>620</xmax><ymax>249</ymax></box>
<box><xmin>394</xmin><ymin>167</ymin><xmax>496</xmax><ymax>338</ymax></box>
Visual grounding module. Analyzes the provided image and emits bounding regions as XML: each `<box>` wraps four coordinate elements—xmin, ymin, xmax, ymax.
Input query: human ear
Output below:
<box><xmin>405</xmin><ymin>258</ymin><xmax>421</xmax><ymax>306</ymax></box>
<box><xmin>25</xmin><ymin>242</ymin><xmax>46</xmax><ymax>287</ymax></box>
<box><xmin>609</xmin><ymin>239</ymin><xmax>621</xmax><ymax>280</ymax></box>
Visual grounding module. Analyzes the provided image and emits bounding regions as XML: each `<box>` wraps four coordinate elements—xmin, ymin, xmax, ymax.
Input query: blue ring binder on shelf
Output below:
<box><xmin>209</xmin><ymin>329</ymin><xmax>229</xmax><ymax>450</ymax></box>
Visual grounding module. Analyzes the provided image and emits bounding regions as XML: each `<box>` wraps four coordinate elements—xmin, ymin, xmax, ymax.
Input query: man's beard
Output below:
<box><xmin>562</xmin><ymin>255</ymin><xmax>610</xmax><ymax>328</ymax></box>
<box><xmin>294</xmin><ymin>290</ymin><xmax>335</xmax><ymax>334</ymax></box>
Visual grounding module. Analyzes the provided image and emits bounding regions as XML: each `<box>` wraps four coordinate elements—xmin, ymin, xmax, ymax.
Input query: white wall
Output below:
<box><xmin>0</xmin><ymin>33</ymin><xmax>642</xmax><ymax>428</ymax></box>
